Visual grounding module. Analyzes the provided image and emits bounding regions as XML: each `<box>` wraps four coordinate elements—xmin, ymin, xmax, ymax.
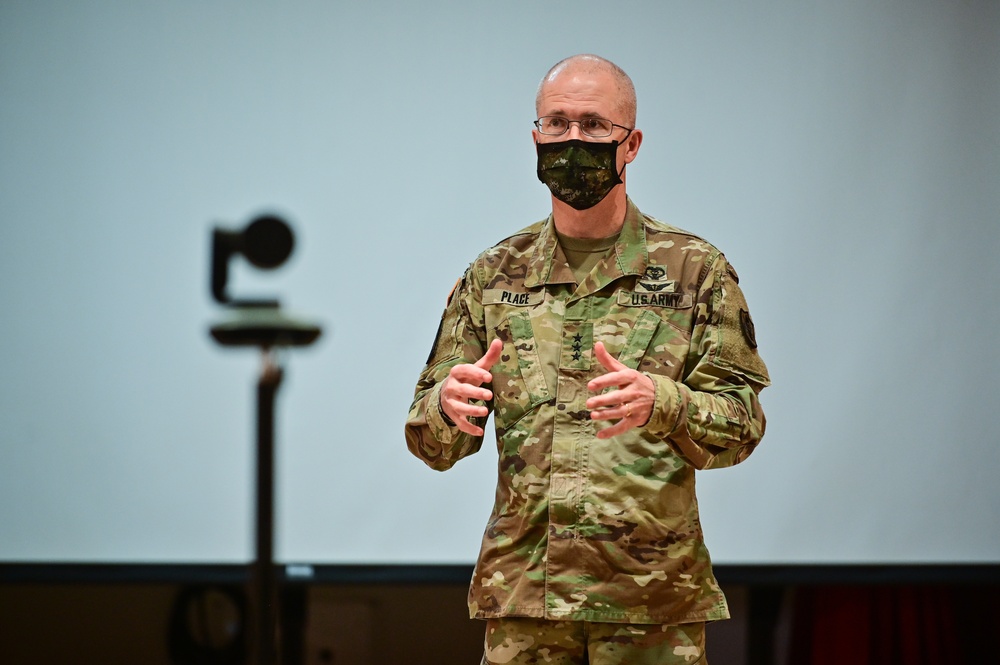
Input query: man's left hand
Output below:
<box><xmin>586</xmin><ymin>342</ymin><xmax>656</xmax><ymax>439</ymax></box>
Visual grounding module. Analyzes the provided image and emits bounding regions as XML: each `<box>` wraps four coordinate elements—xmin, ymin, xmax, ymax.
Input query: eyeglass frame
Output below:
<box><xmin>533</xmin><ymin>115</ymin><xmax>634</xmax><ymax>139</ymax></box>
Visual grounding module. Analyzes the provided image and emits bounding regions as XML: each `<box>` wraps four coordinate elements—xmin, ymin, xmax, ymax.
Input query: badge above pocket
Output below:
<box><xmin>483</xmin><ymin>289</ymin><xmax>544</xmax><ymax>307</ymax></box>
<box><xmin>618</xmin><ymin>291</ymin><xmax>693</xmax><ymax>309</ymax></box>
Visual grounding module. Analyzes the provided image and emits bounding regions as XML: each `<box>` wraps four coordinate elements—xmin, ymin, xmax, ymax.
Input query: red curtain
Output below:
<box><xmin>786</xmin><ymin>585</ymin><xmax>996</xmax><ymax>664</ymax></box>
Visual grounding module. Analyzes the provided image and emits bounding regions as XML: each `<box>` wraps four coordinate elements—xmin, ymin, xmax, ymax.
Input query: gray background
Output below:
<box><xmin>1</xmin><ymin>0</ymin><xmax>997</xmax><ymax>565</ymax></box>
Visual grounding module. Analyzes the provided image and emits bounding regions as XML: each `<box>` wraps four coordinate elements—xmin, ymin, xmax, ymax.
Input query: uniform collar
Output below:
<box><xmin>524</xmin><ymin>197</ymin><xmax>648</xmax><ymax>291</ymax></box>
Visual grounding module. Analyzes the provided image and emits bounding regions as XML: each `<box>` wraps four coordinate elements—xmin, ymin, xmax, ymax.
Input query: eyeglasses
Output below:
<box><xmin>534</xmin><ymin>115</ymin><xmax>633</xmax><ymax>138</ymax></box>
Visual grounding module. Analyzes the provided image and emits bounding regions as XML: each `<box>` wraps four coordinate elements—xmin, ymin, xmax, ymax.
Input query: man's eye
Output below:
<box><xmin>546</xmin><ymin>117</ymin><xmax>568</xmax><ymax>130</ymax></box>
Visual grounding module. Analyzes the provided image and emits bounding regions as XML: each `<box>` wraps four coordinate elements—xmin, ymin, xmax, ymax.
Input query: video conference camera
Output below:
<box><xmin>208</xmin><ymin>213</ymin><xmax>321</xmax><ymax>349</ymax></box>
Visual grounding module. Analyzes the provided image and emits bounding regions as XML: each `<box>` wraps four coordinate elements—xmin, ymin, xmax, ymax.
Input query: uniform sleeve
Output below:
<box><xmin>405</xmin><ymin>262</ymin><xmax>491</xmax><ymax>471</ymax></box>
<box><xmin>643</xmin><ymin>254</ymin><xmax>770</xmax><ymax>470</ymax></box>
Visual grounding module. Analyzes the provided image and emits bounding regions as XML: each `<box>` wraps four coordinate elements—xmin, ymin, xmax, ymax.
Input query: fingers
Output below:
<box><xmin>475</xmin><ymin>339</ymin><xmax>503</xmax><ymax>371</ymax></box>
<box><xmin>448</xmin><ymin>393</ymin><xmax>490</xmax><ymax>436</ymax></box>
<box><xmin>448</xmin><ymin>362</ymin><xmax>495</xmax><ymax>393</ymax></box>
<box><xmin>595</xmin><ymin>416</ymin><xmax>634</xmax><ymax>440</ymax></box>
<box><xmin>587</xmin><ymin>342</ymin><xmax>629</xmax><ymax>394</ymax></box>
<box><xmin>441</xmin><ymin>339</ymin><xmax>503</xmax><ymax>436</ymax></box>
<box><xmin>588</xmin><ymin>394</ymin><xmax>653</xmax><ymax>439</ymax></box>
<box><xmin>587</xmin><ymin>370</ymin><xmax>655</xmax><ymax>411</ymax></box>
<box><xmin>593</xmin><ymin>341</ymin><xmax>625</xmax><ymax>372</ymax></box>
<box><xmin>446</xmin><ymin>340</ymin><xmax>502</xmax><ymax>391</ymax></box>
<box><xmin>440</xmin><ymin>376</ymin><xmax>490</xmax><ymax>436</ymax></box>
<box><xmin>444</xmin><ymin>374</ymin><xmax>493</xmax><ymax>403</ymax></box>
<box><xmin>587</xmin><ymin>342</ymin><xmax>656</xmax><ymax>437</ymax></box>
<box><xmin>442</xmin><ymin>339</ymin><xmax>657</xmax><ymax>439</ymax></box>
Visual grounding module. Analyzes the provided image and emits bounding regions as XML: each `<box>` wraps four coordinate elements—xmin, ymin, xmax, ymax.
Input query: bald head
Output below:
<box><xmin>536</xmin><ymin>54</ymin><xmax>637</xmax><ymax>127</ymax></box>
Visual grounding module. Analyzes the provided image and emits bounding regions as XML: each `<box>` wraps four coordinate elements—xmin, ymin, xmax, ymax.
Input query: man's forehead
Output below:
<box><xmin>540</xmin><ymin>72</ymin><xmax>618</xmax><ymax>104</ymax></box>
<box><xmin>538</xmin><ymin>88</ymin><xmax>618</xmax><ymax>118</ymax></box>
<box><xmin>544</xmin><ymin>65</ymin><xmax>615</xmax><ymax>90</ymax></box>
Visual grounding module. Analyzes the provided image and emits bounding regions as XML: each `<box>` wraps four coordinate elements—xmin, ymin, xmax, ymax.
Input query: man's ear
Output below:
<box><xmin>624</xmin><ymin>129</ymin><xmax>643</xmax><ymax>164</ymax></box>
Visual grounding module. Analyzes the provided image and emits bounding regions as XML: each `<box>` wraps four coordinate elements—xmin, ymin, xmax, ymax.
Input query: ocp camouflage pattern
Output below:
<box><xmin>406</xmin><ymin>199</ymin><xmax>769</xmax><ymax>625</ymax></box>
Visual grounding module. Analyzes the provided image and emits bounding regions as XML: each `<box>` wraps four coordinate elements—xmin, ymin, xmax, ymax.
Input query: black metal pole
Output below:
<box><xmin>254</xmin><ymin>350</ymin><xmax>283</xmax><ymax>665</ymax></box>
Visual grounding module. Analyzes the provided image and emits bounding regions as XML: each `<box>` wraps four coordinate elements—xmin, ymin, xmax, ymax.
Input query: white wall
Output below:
<box><xmin>1</xmin><ymin>0</ymin><xmax>997</xmax><ymax>565</ymax></box>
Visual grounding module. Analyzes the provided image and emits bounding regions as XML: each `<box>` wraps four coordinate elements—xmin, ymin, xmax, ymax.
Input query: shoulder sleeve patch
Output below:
<box><xmin>426</xmin><ymin>315</ymin><xmax>447</xmax><ymax>365</ymax></box>
<box><xmin>427</xmin><ymin>275</ymin><xmax>466</xmax><ymax>365</ymax></box>
<box><xmin>712</xmin><ymin>265</ymin><xmax>770</xmax><ymax>387</ymax></box>
<box><xmin>739</xmin><ymin>309</ymin><xmax>757</xmax><ymax>349</ymax></box>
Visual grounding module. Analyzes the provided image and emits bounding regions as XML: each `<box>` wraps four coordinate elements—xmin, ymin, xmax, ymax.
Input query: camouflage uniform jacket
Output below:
<box><xmin>406</xmin><ymin>199</ymin><xmax>770</xmax><ymax>624</ymax></box>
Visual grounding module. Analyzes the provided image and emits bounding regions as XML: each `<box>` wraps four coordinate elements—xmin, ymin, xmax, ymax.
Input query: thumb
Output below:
<box><xmin>594</xmin><ymin>341</ymin><xmax>624</xmax><ymax>372</ymax></box>
<box><xmin>475</xmin><ymin>338</ymin><xmax>504</xmax><ymax>371</ymax></box>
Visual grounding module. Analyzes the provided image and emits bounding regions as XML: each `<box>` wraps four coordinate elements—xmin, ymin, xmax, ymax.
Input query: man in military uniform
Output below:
<box><xmin>406</xmin><ymin>54</ymin><xmax>769</xmax><ymax>664</ymax></box>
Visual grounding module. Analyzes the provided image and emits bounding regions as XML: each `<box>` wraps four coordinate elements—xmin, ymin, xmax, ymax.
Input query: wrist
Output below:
<box><xmin>437</xmin><ymin>392</ymin><xmax>456</xmax><ymax>426</ymax></box>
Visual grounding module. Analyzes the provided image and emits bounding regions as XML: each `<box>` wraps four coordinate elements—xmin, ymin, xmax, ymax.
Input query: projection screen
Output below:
<box><xmin>1</xmin><ymin>1</ymin><xmax>997</xmax><ymax>568</ymax></box>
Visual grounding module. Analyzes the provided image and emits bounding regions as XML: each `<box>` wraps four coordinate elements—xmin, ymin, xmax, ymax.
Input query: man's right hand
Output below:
<box><xmin>439</xmin><ymin>339</ymin><xmax>503</xmax><ymax>436</ymax></box>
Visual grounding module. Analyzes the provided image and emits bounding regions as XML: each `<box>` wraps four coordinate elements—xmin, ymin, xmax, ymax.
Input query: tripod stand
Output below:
<box><xmin>209</xmin><ymin>215</ymin><xmax>321</xmax><ymax>665</ymax></box>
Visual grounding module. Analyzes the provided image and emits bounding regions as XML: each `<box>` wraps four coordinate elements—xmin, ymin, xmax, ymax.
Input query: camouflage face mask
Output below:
<box><xmin>536</xmin><ymin>139</ymin><xmax>623</xmax><ymax>210</ymax></box>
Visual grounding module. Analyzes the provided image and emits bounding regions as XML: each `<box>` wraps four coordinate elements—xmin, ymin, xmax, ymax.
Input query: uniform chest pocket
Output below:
<box><xmin>490</xmin><ymin>310</ymin><xmax>551</xmax><ymax>430</ymax></box>
<box><xmin>616</xmin><ymin>309</ymin><xmax>660</xmax><ymax>370</ymax></box>
<box><xmin>605</xmin><ymin>307</ymin><xmax>691</xmax><ymax>379</ymax></box>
